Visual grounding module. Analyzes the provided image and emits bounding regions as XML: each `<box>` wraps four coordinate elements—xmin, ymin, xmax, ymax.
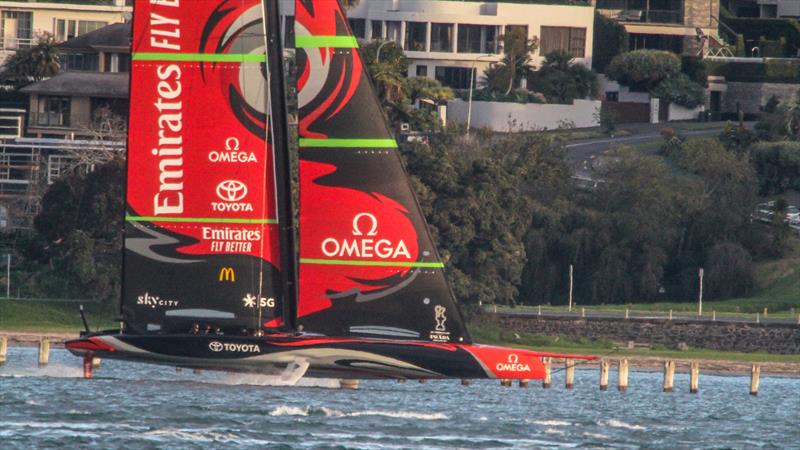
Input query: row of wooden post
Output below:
<box><xmin>495</xmin><ymin>358</ymin><xmax>761</xmax><ymax>395</ymax></box>
<box><xmin>0</xmin><ymin>337</ymin><xmax>100</xmax><ymax>371</ymax></box>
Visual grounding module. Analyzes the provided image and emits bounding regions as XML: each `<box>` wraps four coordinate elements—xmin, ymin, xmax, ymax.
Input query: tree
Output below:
<box><xmin>532</xmin><ymin>50</ymin><xmax>598</xmax><ymax>104</ymax></box>
<box><xmin>497</xmin><ymin>27</ymin><xmax>539</xmax><ymax>95</ymax></box>
<box><xmin>0</xmin><ymin>33</ymin><xmax>60</xmax><ymax>84</ymax></box>
<box><xmin>592</xmin><ymin>13</ymin><xmax>627</xmax><ymax>73</ymax></box>
<box><xmin>606</xmin><ymin>50</ymin><xmax>681</xmax><ymax>91</ymax></box>
<box><xmin>651</xmin><ymin>74</ymin><xmax>705</xmax><ymax>109</ymax></box>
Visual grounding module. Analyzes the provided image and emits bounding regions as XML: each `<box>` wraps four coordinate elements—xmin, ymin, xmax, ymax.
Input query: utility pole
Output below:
<box><xmin>568</xmin><ymin>264</ymin><xmax>574</xmax><ymax>313</ymax></box>
<box><xmin>5</xmin><ymin>254</ymin><xmax>10</xmax><ymax>299</ymax></box>
<box><xmin>698</xmin><ymin>267</ymin><xmax>704</xmax><ymax>317</ymax></box>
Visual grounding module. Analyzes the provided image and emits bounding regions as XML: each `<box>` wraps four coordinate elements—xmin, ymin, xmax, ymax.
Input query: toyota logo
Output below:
<box><xmin>209</xmin><ymin>341</ymin><xmax>224</xmax><ymax>352</ymax></box>
<box><xmin>216</xmin><ymin>180</ymin><xmax>248</xmax><ymax>202</ymax></box>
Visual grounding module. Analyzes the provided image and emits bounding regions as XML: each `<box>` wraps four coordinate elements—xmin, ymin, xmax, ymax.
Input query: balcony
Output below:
<box><xmin>0</xmin><ymin>37</ymin><xmax>34</xmax><ymax>51</ymax></box>
<box><xmin>27</xmin><ymin>112</ymin><xmax>92</xmax><ymax>130</ymax></box>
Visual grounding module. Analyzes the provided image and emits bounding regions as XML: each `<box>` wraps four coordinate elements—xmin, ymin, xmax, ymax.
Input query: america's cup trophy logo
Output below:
<box><xmin>435</xmin><ymin>305</ymin><xmax>447</xmax><ymax>332</ymax></box>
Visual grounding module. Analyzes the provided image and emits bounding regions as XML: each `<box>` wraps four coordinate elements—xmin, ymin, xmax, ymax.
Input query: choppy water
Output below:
<box><xmin>1</xmin><ymin>347</ymin><xmax>798</xmax><ymax>449</ymax></box>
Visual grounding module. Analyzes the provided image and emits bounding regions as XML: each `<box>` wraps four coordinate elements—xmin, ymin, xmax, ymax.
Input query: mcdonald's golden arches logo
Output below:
<box><xmin>219</xmin><ymin>267</ymin><xmax>236</xmax><ymax>282</ymax></box>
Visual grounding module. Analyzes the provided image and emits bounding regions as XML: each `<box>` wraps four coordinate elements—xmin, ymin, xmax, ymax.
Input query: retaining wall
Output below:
<box><xmin>483</xmin><ymin>314</ymin><xmax>800</xmax><ymax>354</ymax></box>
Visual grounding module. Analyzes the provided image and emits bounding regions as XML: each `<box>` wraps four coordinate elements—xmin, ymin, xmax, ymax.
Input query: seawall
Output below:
<box><xmin>483</xmin><ymin>314</ymin><xmax>800</xmax><ymax>354</ymax></box>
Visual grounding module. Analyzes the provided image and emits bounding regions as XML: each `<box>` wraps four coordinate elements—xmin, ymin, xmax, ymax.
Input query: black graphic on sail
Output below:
<box><xmin>295</xmin><ymin>0</ymin><xmax>471</xmax><ymax>343</ymax></box>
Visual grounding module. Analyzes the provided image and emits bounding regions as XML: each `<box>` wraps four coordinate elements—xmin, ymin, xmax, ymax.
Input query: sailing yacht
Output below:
<box><xmin>66</xmin><ymin>0</ymin><xmax>594</xmax><ymax>380</ymax></box>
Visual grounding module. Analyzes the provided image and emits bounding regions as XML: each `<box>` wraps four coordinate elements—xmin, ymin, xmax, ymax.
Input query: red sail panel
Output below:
<box><xmin>123</xmin><ymin>0</ymin><xmax>283</xmax><ymax>333</ymax></box>
<box><xmin>295</xmin><ymin>0</ymin><xmax>471</xmax><ymax>343</ymax></box>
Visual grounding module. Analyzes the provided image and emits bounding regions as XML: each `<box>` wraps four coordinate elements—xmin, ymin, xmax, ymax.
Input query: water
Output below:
<box><xmin>1</xmin><ymin>347</ymin><xmax>798</xmax><ymax>449</ymax></box>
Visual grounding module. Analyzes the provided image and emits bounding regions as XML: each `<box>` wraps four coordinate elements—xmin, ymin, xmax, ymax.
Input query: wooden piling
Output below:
<box><xmin>91</xmin><ymin>357</ymin><xmax>101</xmax><ymax>369</ymax></box>
<box><xmin>175</xmin><ymin>367</ymin><xmax>183</xmax><ymax>373</ymax></box>
<box><xmin>581</xmin><ymin>307</ymin><xmax>585</xmax><ymax>318</ymax></box>
<box><xmin>625</xmin><ymin>309</ymin><xmax>629</xmax><ymax>319</ymax></box>
<box><xmin>565</xmin><ymin>359</ymin><xmax>575</xmax><ymax>389</ymax></box>
<box><xmin>0</xmin><ymin>336</ymin><xmax>7</xmax><ymax>365</ymax></box>
<box><xmin>339</xmin><ymin>379</ymin><xmax>359</xmax><ymax>390</ymax></box>
<box><xmin>599</xmin><ymin>359</ymin><xmax>609</xmax><ymax>391</ymax></box>
<box><xmin>38</xmin><ymin>338</ymin><xmax>50</xmax><ymax>367</ymax></box>
<box><xmin>669</xmin><ymin>309</ymin><xmax>673</xmax><ymax>320</ymax></box>
<box><xmin>519</xmin><ymin>379</ymin><xmax>529</xmax><ymax>388</ymax></box>
<box><xmin>712</xmin><ymin>310</ymin><xmax>716</xmax><ymax>321</ymax></box>
<box><xmin>397</xmin><ymin>379</ymin><xmax>406</xmax><ymax>384</ymax></box>
<box><xmin>461</xmin><ymin>379</ymin><xmax>471</xmax><ymax>386</ymax></box>
<box><xmin>542</xmin><ymin>357</ymin><xmax>552</xmax><ymax>389</ymax></box>
<box><xmin>663</xmin><ymin>360</ymin><xmax>675</xmax><ymax>392</ymax></box>
<box><xmin>193</xmin><ymin>369</ymin><xmax>203</xmax><ymax>374</ymax></box>
<box><xmin>690</xmin><ymin>362</ymin><xmax>700</xmax><ymax>394</ymax></box>
<box><xmin>500</xmin><ymin>379</ymin><xmax>512</xmax><ymax>387</ymax></box>
<box><xmin>618</xmin><ymin>359</ymin><xmax>629</xmax><ymax>392</ymax></box>
<box><xmin>418</xmin><ymin>379</ymin><xmax>428</xmax><ymax>384</ymax></box>
<box><xmin>750</xmin><ymin>365</ymin><xmax>760</xmax><ymax>396</ymax></box>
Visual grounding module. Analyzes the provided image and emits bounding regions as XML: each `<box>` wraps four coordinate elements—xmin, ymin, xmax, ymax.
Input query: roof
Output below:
<box><xmin>58</xmin><ymin>22</ymin><xmax>131</xmax><ymax>52</ymax></box>
<box><xmin>20</xmin><ymin>72</ymin><xmax>129</xmax><ymax>98</ymax></box>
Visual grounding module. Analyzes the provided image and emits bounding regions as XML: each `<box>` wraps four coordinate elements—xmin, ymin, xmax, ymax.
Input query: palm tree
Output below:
<box><xmin>2</xmin><ymin>33</ymin><xmax>60</xmax><ymax>84</ymax></box>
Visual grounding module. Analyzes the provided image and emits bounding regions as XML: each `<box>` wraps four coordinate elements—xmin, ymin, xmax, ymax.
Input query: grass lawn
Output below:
<box><xmin>0</xmin><ymin>299</ymin><xmax>117</xmax><ymax>332</ymax></box>
<box><xmin>469</xmin><ymin>322</ymin><xmax>800</xmax><ymax>364</ymax></box>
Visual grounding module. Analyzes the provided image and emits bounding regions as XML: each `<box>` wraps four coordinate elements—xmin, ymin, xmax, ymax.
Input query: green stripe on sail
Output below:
<box><xmin>299</xmin><ymin>138</ymin><xmax>398</xmax><ymax>148</ymax></box>
<box><xmin>132</xmin><ymin>53</ymin><xmax>267</xmax><ymax>62</ymax></box>
<box><xmin>295</xmin><ymin>35</ymin><xmax>359</xmax><ymax>48</ymax></box>
<box><xmin>300</xmin><ymin>258</ymin><xmax>444</xmax><ymax>268</ymax></box>
<box><xmin>126</xmin><ymin>216</ymin><xmax>278</xmax><ymax>225</ymax></box>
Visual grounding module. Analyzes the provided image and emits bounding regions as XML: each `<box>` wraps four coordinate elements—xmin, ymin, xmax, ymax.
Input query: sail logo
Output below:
<box><xmin>321</xmin><ymin>213</ymin><xmax>411</xmax><ymax>260</ymax></box>
<box><xmin>208</xmin><ymin>137</ymin><xmax>258</xmax><ymax>164</ymax></box>
<box><xmin>429</xmin><ymin>305</ymin><xmax>451</xmax><ymax>342</ymax></box>
<box><xmin>205</xmin><ymin>227</ymin><xmax>261</xmax><ymax>253</ymax></box>
<box><xmin>136</xmin><ymin>292</ymin><xmax>179</xmax><ymax>309</ymax></box>
<box><xmin>242</xmin><ymin>293</ymin><xmax>276</xmax><ymax>309</ymax></box>
<box><xmin>208</xmin><ymin>341</ymin><xmax>261</xmax><ymax>353</ymax></box>
<box><xmin>496</xmin><ymin>353</ymin><xmax>531</xmax><ymax>372</ymax></box>
<box><xmin>219</xmin><ymin>267</ymin><xmax>236</xmax><ymax>282</ymax></box>
<box><xmin>212</xmin><ymin>180</ymin><xmax>253</xmax><ymax>212</ymax></box>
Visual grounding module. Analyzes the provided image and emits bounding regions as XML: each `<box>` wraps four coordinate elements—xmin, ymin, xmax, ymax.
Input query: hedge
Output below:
<box><xmin>705</xmin><ymin>60</ymin><xmax>800</xmax><ymax>83</ymax></box>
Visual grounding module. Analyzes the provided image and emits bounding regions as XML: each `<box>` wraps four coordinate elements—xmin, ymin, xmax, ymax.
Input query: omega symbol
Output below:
<box><xmin>352</xmin><ymin>213</ymin><xmax>378</xmax><ymax>236</ymax></box>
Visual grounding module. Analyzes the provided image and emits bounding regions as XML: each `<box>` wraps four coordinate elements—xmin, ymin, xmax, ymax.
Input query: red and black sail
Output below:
<box><xmin>294</xmin><ymin>0</ymin><xmax>470</xmax><ymax>343</ymax></box>
<box><xmin>123</xmin><ymin>0</ymin><xmax>292</xmax><ymax>333</ymax></box>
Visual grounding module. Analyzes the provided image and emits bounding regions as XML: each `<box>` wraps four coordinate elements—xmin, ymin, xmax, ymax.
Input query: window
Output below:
<box><xmin>35</xmin><ymin>96</ymin><xmax>71</xmax><ymax>127</ymax></box>
<box><xmin>371</xmin><ymin>20</ymin><xmax>383</xmax><ymax>40</ymax></box>
<box><xmin>405</xmin><ymin>21</ymin><xmax>427</xmax><ymax>51</ymax></box>
<box><xmin>430</xmin><ymin>23</ymin><xmax>454</xmax><ymax>52</ymax></box>
<box><xmin>284</xmin><ymin>16</ymin><xmax>295</xmax><ymax>48</ymax></box>
<box><xmin>55</xmin><ymin>19</ymin><xmax>107</xmax><ymax>41</ymax></box>
<box><xmin>348</xmin><ymin>18</ymin><xmax>366</xmax><ymax>39</ymax></box>
<box><xmin>457</xmin><ymin>24</ymin><xmax>500</xmax><ymax>54</ymax></box>
<box><xmin>63</xmin><ymin>53</ymin><xmax>100</xmax><ymax>71</ymax></box>
<box><xmin>386</xmin><ymin>21</ymin><xmax>402</xmax><ymax>44</ymax></box>
<box><xmin>1</xmin><ymin>11</ymin><xmax>33</xmax><ymax>49</ymax></box>
<box><xmin>435</xmin><ymin>66</ymin><xmax>474</xmax><ymax>89</ymax></box>
<box><xmin>540</xmin><ymin>27</ymin><xmax>586</xmax><ymax>58</ymax></box>
<box><xmin>104</xmin><ymin>53</ymin><xmax>131</xmax><ymax>72</ymax></box>
<box><xmin>416</xmin><ymin>65</ymin><xmax>428</xmax><ymax>77</ymax></box>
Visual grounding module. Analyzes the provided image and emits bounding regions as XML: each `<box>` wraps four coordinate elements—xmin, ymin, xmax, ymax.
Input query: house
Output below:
<box><xmin>725</xmin><ymin>0</ymin><xmax>800</xmax><ymax>18</ymax></box>
<box><xmin>19</xmin><ymin>22</ymin><xmax>130</xmax><ymax>138</ymax></box>
<box><xmin>279</xmin><ymin>0</ymin><xmax>595</xmax><ymax>89</ymax></box>
<box><xmin>595</xmin><ymin>0</ymin><xmax>721</xmax><ymax>56</ymax></box>
<box><xmin>0</xmin><ymin>0</ymin><xmax>131</xmax><ymax>66</ymax></box>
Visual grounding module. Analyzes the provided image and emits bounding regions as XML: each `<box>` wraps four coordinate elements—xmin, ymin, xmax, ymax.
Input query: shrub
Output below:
<box><xmin>750</xmin><ymin>141</ymin><xmax>800</xmax><ymax>195</ymax></box>
<box><xmin>531</xmin><ymin>50</ymin><xmax>598</xmax><ymax>104</ymax></box>
<box><xmin>651</xmin><ymin>74</ymin><xmax>705</xmax><ymax>109</ymax></box>
<box><xmin>705</xmin><ymin>60</ymin><xmax>800</xmax><ymax>83</ymax></box>
<box><xmin>705</xmin><ymin>243</ymin><xmax>754</xmax><ymax>299</ymax></box>
<box><xmin>680</xmin><ymin>56</ymin><xmax>707</xmax><ymax>86</ymax></box>
<box><xmin>606</xmin><ymin>50</ymin><xmax>681</xmax><ymax>91</ymax></box>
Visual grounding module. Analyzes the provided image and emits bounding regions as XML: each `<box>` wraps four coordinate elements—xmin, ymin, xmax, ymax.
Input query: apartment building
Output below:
<box><xmin>596</xmin><ymin>0</ymin><xmax>720</xmax><ymax>55</ymax></box>
<box><xmin>280</xmin><ymin>0</ymin><xmax>595</xmax><ymax>89</ymax></box>
<box><xmin>0</xmin><ymin>0</ymin><xmax>131</xmax><ymax>66</ymax></box>
<box><xmin>726</xmin><ymin>0</ymin><xmax>800</xmax><ymax>18</ymax></box>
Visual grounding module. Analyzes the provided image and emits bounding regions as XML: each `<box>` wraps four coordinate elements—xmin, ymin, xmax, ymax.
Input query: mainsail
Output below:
<box><xmin>123</xmin><ymin>0</ymin><xmax>292</xmax><ymax>333</ymax></box>
<box><xmin>294</xmin><ymin>0</ymin><xmax>471</xmax><ymax>343</ymax></box>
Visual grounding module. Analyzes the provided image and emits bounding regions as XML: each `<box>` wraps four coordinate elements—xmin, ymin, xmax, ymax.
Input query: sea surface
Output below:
<box><xmin>0</xmin><ymin>347</ymin><xmax>798</xmax><ymax>449</ymax></box>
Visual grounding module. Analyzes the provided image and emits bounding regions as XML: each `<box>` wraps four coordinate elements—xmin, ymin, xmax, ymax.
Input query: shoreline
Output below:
<box><xmin>2</xmin><ymin>330</ymin><xmax>799</xmax><ymax>377</ymax></box>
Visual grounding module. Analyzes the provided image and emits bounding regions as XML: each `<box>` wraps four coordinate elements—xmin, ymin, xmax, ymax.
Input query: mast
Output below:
<box><xmin>264</xmin><ymin>0</ymin><xmax>298</xmax><ymax>331</ymax></box>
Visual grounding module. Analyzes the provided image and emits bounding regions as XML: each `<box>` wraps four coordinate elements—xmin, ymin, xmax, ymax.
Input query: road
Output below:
<box><xmin>563</xmin><ymin>123</ymin><xmax>753</xmax><ymax>179</ymax></box>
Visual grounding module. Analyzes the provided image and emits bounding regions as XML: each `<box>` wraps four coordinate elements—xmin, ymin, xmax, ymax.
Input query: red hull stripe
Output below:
<box><xmin>126</xmin><ymin>216</ymin><xmax>278</xmax><ymax>225</ymax></box>
<box><xmin>65</xmin><ymin>337</ymin><xmax>117</xmax><ymax>353</ymax></box>
<box><xmin>299</xmin><ymin>138</ymin><xmax>398</xmax><ymax>148</ymax></box>
<box><xmin>300</xmin><ymin>258</ymin><xmax>444</xmax><ymax>268</ymax></box>
<box><xmin>296</xmin><ymin>36</ymin><xmax>358</xmax><ymax>48</ymax></box>
<box><xmin>132</xmin><ymin>52</ymin><xmax>267</xmax><ymax>62</ymax></box>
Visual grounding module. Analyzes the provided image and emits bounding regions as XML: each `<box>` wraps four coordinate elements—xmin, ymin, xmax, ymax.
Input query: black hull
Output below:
<box><xmin>65</xmin><ymin>332</ymin><xmax>593</xmax><ymax>380</ymax></box>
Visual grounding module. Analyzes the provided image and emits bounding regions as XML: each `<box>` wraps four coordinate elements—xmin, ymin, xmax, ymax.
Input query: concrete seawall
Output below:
<box><xmin>484</xmin><ymin>314</ymin><xmax>800</xmax><ymax>354</ymax></box>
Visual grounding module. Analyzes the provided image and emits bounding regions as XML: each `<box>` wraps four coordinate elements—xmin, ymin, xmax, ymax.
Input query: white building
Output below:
<box><xmin>280</xmin><ymin>0</ymin><xmax>595</xmax><ymax>89</ymax></box>
<box><xmin>0</xmin><ymin>0</ymin><xmax>131</xmax><ymax>66</ymax></box>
